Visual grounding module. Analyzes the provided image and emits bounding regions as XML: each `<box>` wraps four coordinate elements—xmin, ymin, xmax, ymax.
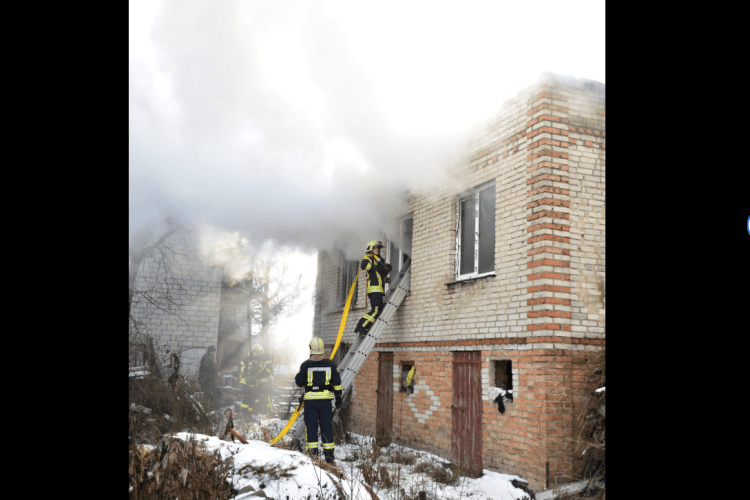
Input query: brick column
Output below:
<box><xmin>524</xmin><ymin>90</ymin><xmax>573</xmax><ymax>339</ymax></box>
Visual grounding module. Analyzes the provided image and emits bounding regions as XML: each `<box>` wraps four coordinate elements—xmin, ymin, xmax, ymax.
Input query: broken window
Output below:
<box><xmin>401</xmin><ymin>362</ymin><xmax>415</xmax><ymax>393</ymax></box>
<box><xmin>456</xmin><ymin>182</ymin><xmax>495</xmax><ymax>280</ymax></box>
<box><xmin>337</xmin><ymin>252</ymin><xmax>359</xmax><ymax>309</ymax></box>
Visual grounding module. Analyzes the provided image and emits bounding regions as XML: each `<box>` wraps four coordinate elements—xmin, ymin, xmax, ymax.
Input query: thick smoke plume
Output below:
<box><xmin>129</xmin><ymin>1</ymin><xmax>500</xmax><ymax>259</ymax></box>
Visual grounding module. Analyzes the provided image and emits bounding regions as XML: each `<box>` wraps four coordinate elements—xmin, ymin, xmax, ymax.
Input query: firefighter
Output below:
<box><xmin>198</xmin><ymin>345</ymin><xmax>221</xmax><ymax>407</ymax></box>
<box><xmin>354</xmin><ymin>240</ymin><xmax>392</xmax><ymax>336</ymax></box>
<box><xmin>295</xmin><ymin>337</ymin><xmax>343</xmax><ymax>464</ymax></box>
<box><xmin>239</xmin><ymin>345</ymin><xmax>258</xmax><ymax>417</ymax></box>
<box><xmin>253</xmin><ymin>344</ymin><xmax>275</xmax><ymax>416</ymax></box>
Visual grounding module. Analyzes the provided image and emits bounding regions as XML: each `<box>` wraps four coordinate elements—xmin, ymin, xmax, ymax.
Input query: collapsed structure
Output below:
<box><xmin>313</xmin><ymin>73</ymin><xmax>605</xmax><ymax>490</ymax></box>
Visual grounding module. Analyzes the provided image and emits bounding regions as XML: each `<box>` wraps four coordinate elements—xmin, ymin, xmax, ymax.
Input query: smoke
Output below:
<box><xmin>129</xmin><ymin>1</ymin><xmax>604</xmax><ymax>362</ymax></box>
<box><xmin>129</xmin><ymin>0</ymin><xmax>486</xmax><ymax>259</ymax></box>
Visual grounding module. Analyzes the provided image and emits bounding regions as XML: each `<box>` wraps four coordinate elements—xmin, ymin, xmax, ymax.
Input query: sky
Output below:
<box><xmin>129</xmin><ymin>0</ymin><xmax>605</xmax><ymax>353</ymax></box>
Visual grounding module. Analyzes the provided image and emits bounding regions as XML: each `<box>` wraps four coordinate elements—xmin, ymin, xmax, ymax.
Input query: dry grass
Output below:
<box><xmin>129</xmin><ymin>361</ymin><xmax>221</xmax><ymax>446</ymax></box>
<box><xmin>236</xmin><ymin>462</ymin><xmax>299</xmax><ymax>488</ymax></box>
<box><xmin>412</xmin><ymin>460</ymin><xmax>459</xmax><ymax>486</ymax></box>
<box><xmin>569</xmin><ymin>348</ymin><xmax>605</xmax><ymax>499</ymax></box>
<box><xmin>128</xmin><ymin>436</ymin><xmax>234</xmax><ymax>500</ymax></box>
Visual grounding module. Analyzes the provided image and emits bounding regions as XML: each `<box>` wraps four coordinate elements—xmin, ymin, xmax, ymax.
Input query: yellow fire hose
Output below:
<box><xmin>269</xmin><ymin>273</ymin><xmax>358</xmax><ymax>445</ymax></box>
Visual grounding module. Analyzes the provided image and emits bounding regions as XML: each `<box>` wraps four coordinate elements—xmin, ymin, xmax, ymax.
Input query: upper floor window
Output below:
<box><xmin>387</xmin><ymin>215</ymin><xmax>413</xmax><ymax>274</ymax></box>
<box><xmin>456</xmin><ymin>182</ymin><xmax>495</xmax><ymax>280</ymax></box>
<box><xmin>337</xmin><ymin>252</ymin><xmax>359</xmax><ymax>308</ymax></box>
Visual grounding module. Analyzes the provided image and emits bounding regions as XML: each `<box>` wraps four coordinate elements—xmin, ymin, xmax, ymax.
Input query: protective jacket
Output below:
<box><xmin>239</xmin><ymin>355</ymin><xmax>257</xmax><ymax>386</ymax></box>
<box><xmin>360</xmin><ymin>254</ymin><xmax>391</xmax><ymax>294</ymax></box>
<box><xmin>295</xmin><ymin>358</ymin><xmax>343</xmax><ymax>401</ymax></box>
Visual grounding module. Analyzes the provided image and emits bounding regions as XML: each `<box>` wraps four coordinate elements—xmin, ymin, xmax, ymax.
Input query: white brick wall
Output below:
<box><xmin>130</xmin><ymin>231</ymin><xmax>222</xmax><ymax>378</ymax></box>
<box><xmin>313</xmin><ymin>73</ymin><xmax>605</xmax><ymax>351</ymax></box>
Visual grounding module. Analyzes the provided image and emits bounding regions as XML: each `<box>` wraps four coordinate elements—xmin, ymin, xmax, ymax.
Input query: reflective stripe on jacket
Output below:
<box><xmin>295</xmin><ymin>358</ymin><xmax>343</xmax><ymax>400</ymax></box>
<box><xmin>361</xmin><ymin>254</ymin><xmax>389</xmax><ymax>294</ymax></box>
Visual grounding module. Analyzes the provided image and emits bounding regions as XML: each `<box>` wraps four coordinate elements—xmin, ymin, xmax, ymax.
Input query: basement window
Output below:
<box><xmin>494</xmin><ymin>360</ymin><xmax>513</xmax><ymax>392</ymax></box>
<box><xmin>455</xmin><ymin>182</ymin><xmax>496</xmax><ymax>281</ymax></box>
<box><xmin>401</xmin><ymin>362</ymin><xmax>415</xmax><ymax>393</ymax></box>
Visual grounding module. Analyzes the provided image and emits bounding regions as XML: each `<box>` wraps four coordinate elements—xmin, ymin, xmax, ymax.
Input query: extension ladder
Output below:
<box><xmin>291</xmin><ymin>259</ymin><xmax>412</xmax><ymax>445</ymax></box>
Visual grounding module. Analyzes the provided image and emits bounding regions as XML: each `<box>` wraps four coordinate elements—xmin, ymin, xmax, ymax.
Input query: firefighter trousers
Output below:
<box><xmin>355</xmin><ymin>292</ymin><xmax>383</xmax><ymax>334</ymax></box>
<box><xmin>303</xmin><ymin>398</ymin><xmax>335</xmax><ymax>462</ymax></box>
<box><xmin>240</xmin><ymin>384</ymin><xmax>257</xmax><ymax>415</ymax></box>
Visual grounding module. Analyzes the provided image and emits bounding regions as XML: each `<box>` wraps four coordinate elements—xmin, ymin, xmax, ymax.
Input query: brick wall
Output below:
<box><xmin>130</xmin><ymin>231</ymin><xmax>223</xmax><ymax>378</ymax></box>
<box><xmin>313</xmin><ymin>73</ymin><xmax>605</xmax><ymax>490</ymax></box>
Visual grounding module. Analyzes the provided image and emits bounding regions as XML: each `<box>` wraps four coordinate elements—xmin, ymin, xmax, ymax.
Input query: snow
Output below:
<box><xmin>151</xmin><ymin>423</ymin><xmax>534</xmax><ymax>500</ymax></box>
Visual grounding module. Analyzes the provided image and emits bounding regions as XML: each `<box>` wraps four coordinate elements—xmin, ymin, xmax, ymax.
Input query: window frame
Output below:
<box><xmin>386</xmin><ymin>214</ymin><xmax>413</xmax><ymax>293</ymax></box>
<box><xmin>336</xmin><ymin>252</ymin><xmax>359</xmax><ymax>309</ymax></box>
<box><xmin>455</xmin><ymin>181</ymin><xmax>496</xmax><ymax>281</ymax></box>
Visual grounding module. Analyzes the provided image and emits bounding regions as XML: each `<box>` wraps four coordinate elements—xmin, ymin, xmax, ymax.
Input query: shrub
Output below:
<box><xmin>129</xmin><ymin>436</ymin><xmax>234</xmax><ymax>500</ymax></box>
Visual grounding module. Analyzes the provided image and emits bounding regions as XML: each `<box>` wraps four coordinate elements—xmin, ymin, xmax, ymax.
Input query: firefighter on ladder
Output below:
<box><xmin>295</xmin><ymin>337</ymin><xmax>343</xmax><ymax>464</ymax></box>
<box><xmin>354</xmin><ymin>240</ymin><xmax>392</xmax><ymax>336</ymax></box>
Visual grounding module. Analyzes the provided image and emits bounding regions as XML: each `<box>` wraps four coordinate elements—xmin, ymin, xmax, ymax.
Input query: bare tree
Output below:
<box><xmin>248</xmin><ymin>259</ymin><xmax>305</xmax><ymax>352</ymax></box>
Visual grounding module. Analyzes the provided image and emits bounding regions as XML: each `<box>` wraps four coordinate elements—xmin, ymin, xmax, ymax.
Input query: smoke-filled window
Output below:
<box><xmin>386</xmin><ymin>215</ymin><xmax>413</xmax><ymax>286</ymax></box>
<box><xmin>337</xmin><ymin>252</ymin><xmax>359</xmax><ymax>309</ymax></box>
<box><xmin>456</xmin><ymin>182</ymin><xmax>495</xmax><ymax>280</ymax></box>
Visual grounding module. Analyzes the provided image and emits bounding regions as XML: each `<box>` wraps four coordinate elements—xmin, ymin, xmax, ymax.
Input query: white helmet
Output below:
<box><xmin>309</xmin><ymin>337</ymin><xmax>325</xmax><ymax>355</ymax></box>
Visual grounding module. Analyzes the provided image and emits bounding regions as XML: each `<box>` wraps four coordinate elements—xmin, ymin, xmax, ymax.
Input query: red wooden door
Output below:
<box><xmin>376</xmin><ymin>351</ymin><xmax>394</xmax><ymax>447</ymax></box>
<box><xmin>451</xmin><ymin>351</ymin><xmax>482</xmax><ymax>477</ymax></box>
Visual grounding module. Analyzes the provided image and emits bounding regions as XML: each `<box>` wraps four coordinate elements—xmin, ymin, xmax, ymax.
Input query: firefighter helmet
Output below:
<box><xmin>309</xmin><ymin>337</ymin><xmax>325</xmax><ymax>355</ymax></box>
<box><xmin>251</xmin><ymin>344</ymin><xmax>264</xmax><ymax>355</ymax></box>
<box><xmin>366</xmin><ymin>240</ymin><xmax>384</xmax><ymax>253</ymax></box>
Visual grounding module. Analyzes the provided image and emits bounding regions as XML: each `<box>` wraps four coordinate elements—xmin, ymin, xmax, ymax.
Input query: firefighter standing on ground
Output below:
<box><xmin>295</xmin><ymin>337</ymin><xmax>343</xmax><ymax>464</ymax></box>
<box><xmin>198</xmin><ymin>345</ymin><xmax>222</xmax><ymax>407</ymax></box>
<box><xmin>253</xmin><ymin>344</ymin><xmax>275</xmax><ymax>416</ymax></box>
<box><xmin>239</xmin><ymin>345</ymin><xmax>258</xmax><ymax>416</ymax></box>
<box><xmin>354</xmin><ymin>240</ymin><xmax>392</xmax><ymax>336</ymax></box>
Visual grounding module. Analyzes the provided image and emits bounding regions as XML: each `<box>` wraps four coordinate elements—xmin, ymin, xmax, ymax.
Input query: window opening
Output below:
<box><xmin>401</xmin><ymin>362</ymin><xmax>415</xmax><ymax>393</ymax></box>
<box><xmin>456</xmin><ymin>183</ymin><xmax>495</xmax><ymax>280</ymax></box>
<box><xmin>386</xmin><ymin>215</ymin><xmax>413</xmax><ymax>292</ymax></box>
<box><xmin>337</xmin><ymin>252</ymin><xmax>359</xmax><ymax>308</ymax></box>
<box><xmin>494</xmin><ymin>360</ymin><xmax>512</xmax><ymax>392</ymax></box>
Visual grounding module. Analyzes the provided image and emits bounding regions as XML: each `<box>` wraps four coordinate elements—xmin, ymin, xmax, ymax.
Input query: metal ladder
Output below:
<box><xmin>291</xmin><ymin>258</ymin><xmax>412</xmax><ymax>446</ymax></box>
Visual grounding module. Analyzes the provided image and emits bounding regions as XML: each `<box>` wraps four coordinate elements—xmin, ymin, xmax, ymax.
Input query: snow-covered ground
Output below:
<box><xmin>142</xmin><ymin>417</ymin><xmax>534</xmax><ymax>500</ymax></box>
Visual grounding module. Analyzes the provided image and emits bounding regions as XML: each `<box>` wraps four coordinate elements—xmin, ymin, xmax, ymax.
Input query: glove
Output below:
<box><xmin>335</xmin><ymin>394</ymin><xmax>342</xmax><ymax>409</ymax></box>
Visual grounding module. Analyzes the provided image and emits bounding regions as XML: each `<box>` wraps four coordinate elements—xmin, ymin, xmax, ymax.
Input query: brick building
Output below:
<box><xmin>312</xmin><ymin>73</ymin><xmax>605</xmax><ymax>490</ymax></box>
<box><xmin>129</xmin><ymin>230</ymin><xmax>254</xmax><ymax>379</ymax></box>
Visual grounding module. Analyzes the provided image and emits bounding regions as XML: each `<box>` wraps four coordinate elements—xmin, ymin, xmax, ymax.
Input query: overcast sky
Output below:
<box><xmin>129</xmin><ymin>0</ymin><xmax>604</xmax><ymax>353</ymax></box>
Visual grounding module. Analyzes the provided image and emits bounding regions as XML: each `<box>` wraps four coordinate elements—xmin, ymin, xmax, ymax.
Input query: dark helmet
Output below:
<box><xmin>206</xmin><ymin>345</ymin><xmax>216</xmax><ymax>354</ymax></box>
